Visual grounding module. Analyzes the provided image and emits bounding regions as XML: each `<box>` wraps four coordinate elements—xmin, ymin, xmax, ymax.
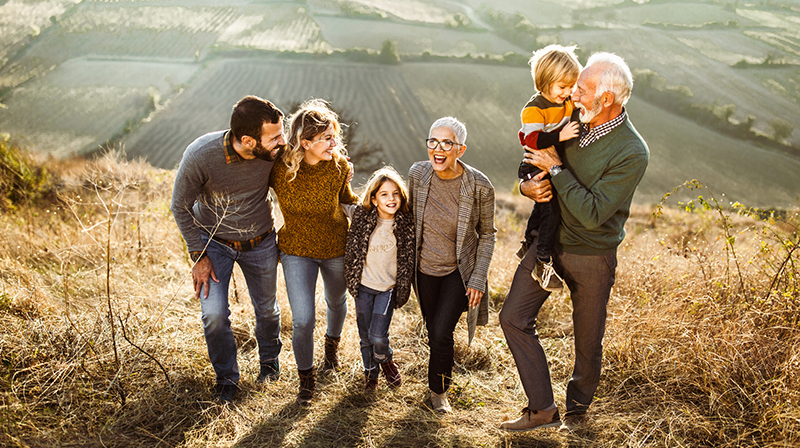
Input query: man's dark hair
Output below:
<box><xmin>230</xmin><ymin>96</ymin><xmax>284</xmax><ymax>143</ymax></box>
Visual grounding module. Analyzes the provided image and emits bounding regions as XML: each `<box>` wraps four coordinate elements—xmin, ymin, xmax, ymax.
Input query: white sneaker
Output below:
<box><xmin>533</xmin><ymin>258</ymin><xmax>564</xmax><ymax>292</ymax></box>
<box><xmin>430</xmin><ymin>390</ymin><xmax>452</xmax><ymax>413</ymax></box>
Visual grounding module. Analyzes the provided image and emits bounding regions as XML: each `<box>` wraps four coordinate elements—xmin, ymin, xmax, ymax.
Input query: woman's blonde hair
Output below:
<box><xmin>284</xmin><ymin>99</ymin><xmax>347</xmax><ymax>182</ymax></box>
<box><xmin>530</xmin><ymin>44</ymin><xmax>582</xmax><ymax>95</ymax></box>
<box><xmin>360</xmin><ymin>166</ymin><xmax>409</xmax><ymax>215</ymax></box>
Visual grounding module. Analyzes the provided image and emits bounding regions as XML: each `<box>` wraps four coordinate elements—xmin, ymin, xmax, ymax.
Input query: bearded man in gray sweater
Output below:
<box><xmin>171</xmin><ymin>96</ymin><xmax>286</xmax><ymax>403</ymax></box>
<box><xmin>500</xmin><ymin>53</ymin><xmax>649</xmax><ymax>433</ymax></box>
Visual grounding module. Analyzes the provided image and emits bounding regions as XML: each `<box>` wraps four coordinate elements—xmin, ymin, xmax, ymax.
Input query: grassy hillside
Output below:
<box><xmin>1</xmin><ymin>141</ymin><xmax>799</xmax><ymax>447</ymax></box>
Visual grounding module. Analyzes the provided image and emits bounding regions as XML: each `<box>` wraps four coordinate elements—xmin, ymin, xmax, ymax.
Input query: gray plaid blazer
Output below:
<box><xmin>408</xmin><ymin>159</ymin><xmax>496</xmax><ymax>344</ymax></box>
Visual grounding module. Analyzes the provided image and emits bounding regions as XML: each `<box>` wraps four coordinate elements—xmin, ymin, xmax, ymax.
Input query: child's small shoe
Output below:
<box><xmin>516</xmin><ymin>241</ymin><xmax>530</xmax><ymax>260</ymax></box>
<box><xmin>364</xmin><ymin>370</ymin><xmax>379</xmax><ymax>392</ymax></box>
<box><xmin>533</xmin><ymin>257</ymin><xmax>564</xmax><ymax>292</ymax></box>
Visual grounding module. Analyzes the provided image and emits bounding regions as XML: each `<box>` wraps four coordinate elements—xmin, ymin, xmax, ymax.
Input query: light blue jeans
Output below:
<box><xmin>355</xmin><ymin>284</ymin><xmax>395</xmax><ymax>378</ymax></box>
<box><xmin>280</xmin><ymin>252</ymin><xmax>348</xmax><ymax>371</ymax></box>
<box><xmin>199</xmin><ymin>231</ymin><xmax>281</xmax><ymax>386</ymax></box>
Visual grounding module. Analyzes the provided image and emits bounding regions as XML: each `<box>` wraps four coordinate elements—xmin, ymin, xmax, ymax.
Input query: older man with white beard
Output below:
<box><xmin>499</xmin><ymin>52</ymin><xmax>649</xmax><ymax>433</ymax></box>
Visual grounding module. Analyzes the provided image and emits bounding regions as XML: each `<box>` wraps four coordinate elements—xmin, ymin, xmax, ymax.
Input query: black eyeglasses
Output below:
<box><xmin>425</xmin><ymin>138</ymin><xmax>461</xmax><ymax>152</ymax></box>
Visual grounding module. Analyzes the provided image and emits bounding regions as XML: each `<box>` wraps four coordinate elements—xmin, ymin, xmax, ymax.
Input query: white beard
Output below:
<box><xmin>578</xmin><ymin>96</ymin><xmax>603</xmax><ymax>124</ymax></box>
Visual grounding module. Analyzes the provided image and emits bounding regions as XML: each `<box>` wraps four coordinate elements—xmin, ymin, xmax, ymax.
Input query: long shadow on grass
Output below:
<box><xmin>501</xmin><ymin>429</ymin><xmax>564</xmax><ymax>448</ymax></box>
<box><xmin>291</xmin><ymin>387</ymin><xmax>374</xmax><ymax>446</ymax></box>
<box><xmin>104</xmin><ymin>374</ymin><xmax>210</xmax><ymax>446</ymax></box>
<box><xmin>231</xmin><ymin>401</ymin><xmax>309</xmax><ymax>447</ymax></box>
<box><xmin>376</xmin><ymin>405</ymin><xmax>448</xmax><ymax>447</ymax></box>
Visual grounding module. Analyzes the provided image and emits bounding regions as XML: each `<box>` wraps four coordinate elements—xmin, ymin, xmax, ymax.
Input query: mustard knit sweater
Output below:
<box><xmin>270</xmin><ymin>156</ymin><xmax>358</xmax><ymax>259</ymax></box>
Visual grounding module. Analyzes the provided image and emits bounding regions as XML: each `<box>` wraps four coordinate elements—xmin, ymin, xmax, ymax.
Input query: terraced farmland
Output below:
<box><xmin>316</xmin><ymin>17</ymin><xmax>525</xmax><ymax>55</ymax></box>
<box><xmin>0</xmin><ymin>58</ymin><xmax>199</xmax><ymax>158</ymax></box>
<box><xmin>123</xmin><ymin>58</ymin><xmax>433</xmax><ymax>171</ymax></box>
<box><xmin>0</xmin><ymin>0</ymin><xmax>81</xmax><ymax>67</ymax></box>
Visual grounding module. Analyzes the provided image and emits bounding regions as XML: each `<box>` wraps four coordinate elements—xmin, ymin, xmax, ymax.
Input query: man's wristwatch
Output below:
<box><xmin>190</xmin><ymin>251</ymin><xmax>207</xmax><ymax>263</ymax></box>
<box><xmin>549</xmin><ymin>165</ymin><xmax>564</xmax><ymax>177</ymax></box>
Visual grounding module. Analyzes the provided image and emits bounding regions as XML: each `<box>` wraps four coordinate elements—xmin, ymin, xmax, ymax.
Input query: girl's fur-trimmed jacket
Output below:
<box><xmin>344</xmin><ymin>205</ymin><xmax>415</xmax><ymax>308</ymax></box>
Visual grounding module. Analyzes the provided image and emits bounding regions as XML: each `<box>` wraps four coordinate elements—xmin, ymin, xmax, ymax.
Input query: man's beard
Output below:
<box><xmin>578</xmin><ymin>95</ymin><xmax>603</xmax><ymax>124</ymax></box>
<box><xmin>253</xmin><ymin>142</ymin><xmax>286</xmax><ymax>161</ymax></box>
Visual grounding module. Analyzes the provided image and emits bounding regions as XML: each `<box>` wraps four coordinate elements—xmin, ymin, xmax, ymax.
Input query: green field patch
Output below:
<box><xmin>743</xmin><ymin>30</ymin><xmax>800</xmax><ymax>59</ymax></box>
<box><xmin>627</xmin><ymin>98</ymin><xmax>800</xmax><ymax>208</ymax></box>
<box><xmin>0</xmin><ymin>84</ymin><xmax>150</xmax><ymax>157</ymax></box>
<box><xmin>315</xmin><ymin>16</ymin><xmax>524</xmax><ymax>56</ymax></box>
<box><xmin>49</xmin><ymin>57</ymin><xmax>199</xmax><ymax>90</ymax></box>
<box><xmin>736</xmin><ymin>8</ymin><xmax>800</xmax><ymax>33</ymax></box>
<box><xmin>1</xmin><ymin>4</ymin><xmax>231</xmax><ymax>90</ymax></box>
<box><xmin>215</xmin><ymin>5</ymin><xmax>331</xmax><ymax>52</ymax></box>
<box><xmin>59</xmin><ymin>5</ymin><xmax>235</xmax><ymax>34</ymax></box>
<box><xmin>320</xmin><ymin>0</ymin><xmax>454</xmax><ymax>24</ymax></box>
<box><xmin>676</xmin><ymin>35</ymin><xmax>763</xmax><ymax>65</ymax></box>
<box><xmin>0</xmin><ymin>58</ymin><xmax>200</xmax><ymax>157</ymax></box>
<box><xmin>0</xmin><ymin>0</ymin><xmax>80</xmax><ymax>66</ymax></box>
<box><xmin>613</xmin><ymin>2</ymin><xmax>745</xmax><ymax>27</ymax></box>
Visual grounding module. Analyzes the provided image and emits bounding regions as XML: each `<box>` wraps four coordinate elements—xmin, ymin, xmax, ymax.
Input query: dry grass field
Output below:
<box><xmin>1</xmin><ymin>140</ymin><xmax>799</xmax><ymax>447</ymax></box>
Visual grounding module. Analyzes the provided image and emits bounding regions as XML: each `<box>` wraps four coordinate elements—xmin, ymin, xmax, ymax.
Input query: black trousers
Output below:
<box><xmin>417</xmin><ymin>270</ymin><xmax>467</xmax><ymax>394</ymax></box>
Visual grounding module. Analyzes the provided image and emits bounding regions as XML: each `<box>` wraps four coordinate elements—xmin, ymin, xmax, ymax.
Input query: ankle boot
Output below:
<box><xmin>296</xmin><ymin>367</ymin><xmax>316</xmax><ymax>406</ymax></box>
<box><xmin>322</xmin><ymin>334</ymin><xmax>340</xmax><ymax>372</ymax></box>
<box><xmin>364</xmin><ymin>370</ymin><xmax>379</xmax><ymax>392</ymax></box>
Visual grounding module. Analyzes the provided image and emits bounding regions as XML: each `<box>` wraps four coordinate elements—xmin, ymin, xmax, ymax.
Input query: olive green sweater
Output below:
<box><xmin>270</xmin><ymin>156</ymin><xmax>358</xmax><ymax>259</ymax></box>
<box><xmin>551</xmin><ymin>117</ymin><xmax>649</xmax><ymax>255</ymax></box>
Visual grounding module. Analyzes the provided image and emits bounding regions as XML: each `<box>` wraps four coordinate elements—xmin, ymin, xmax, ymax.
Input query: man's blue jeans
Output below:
<box><xmin>280</xmin><ymin>253</ymin><xmax>348</xmax><ymax>371</ymax></box>
<box><xmin>199</xmin><ymin>231</ymin><xmax>281</xmax><ymax>385</ymax></box>
<box><xmin>355</xmin><ymin>284</ymin><xmax>394</xmax><ymax>378</ymax></box>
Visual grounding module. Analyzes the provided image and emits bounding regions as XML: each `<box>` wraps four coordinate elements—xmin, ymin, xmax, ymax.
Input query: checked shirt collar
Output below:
<box><xmin>579</xmin><ymin>108</ymin><xmax>627</xmax><ymax>148</ymax></box>
<box><xmin>223</xmin><ymin>130</ymin><xmax>245</xmax><ymax>164</ymax></box>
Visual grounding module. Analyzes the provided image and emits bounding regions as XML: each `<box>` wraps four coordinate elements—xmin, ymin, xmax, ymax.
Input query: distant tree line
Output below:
<box><xmin>634</xmin><ymin>69</ymin><xmax>796</xmax><ymax>154</ymax></box>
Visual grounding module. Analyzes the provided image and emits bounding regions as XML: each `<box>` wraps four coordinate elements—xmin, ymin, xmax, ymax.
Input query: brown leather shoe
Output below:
<box><xmin>558</xmin><ymin>413</ymin><xmax>588</xmax><ymax>433</ymax></box>
<box><xmin>322</xmin><ymin>334</ymin><xmax>340</xmax><ymax>372</ymax></box>
<box><xmin>380</xmin><ymin>360</ymin><xmax>401</xmax><ymax>388</ymax></box>
<box><xmin>296</xmin><ymin>367</ymin><xmax>316</xmax><ymax>406</ymax></box>
<box><xmin>500</xmin><ymin>407</ymin><xmax>561</xmax><ymax>432</ymax></box>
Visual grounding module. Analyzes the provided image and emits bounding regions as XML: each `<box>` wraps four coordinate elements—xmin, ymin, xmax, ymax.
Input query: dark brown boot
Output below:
<box><xmin>322</xmin><ymin>334</ymin><xmax>340</xmax><ymax>372</ymax></box>
<box><xmin>296</xmin><ymin>367</ymin><xmax>315</xmax><ymax>406</ymax></box>
<box><xmin>380</xmin><ymin>360</ymin><xmax>401</xmax><ymax>388</ymax></box>
<box><xmin>364</xmin><ymin>370</ymin><xmax>378</xmax><ymax>392</ymax></box>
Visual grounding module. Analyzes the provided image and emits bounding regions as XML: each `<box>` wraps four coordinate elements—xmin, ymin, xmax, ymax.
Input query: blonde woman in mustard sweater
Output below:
<box><xmin>269</xmin><ymin>99</ymin><xmax>359</xmax><ymax>406</ymax></box>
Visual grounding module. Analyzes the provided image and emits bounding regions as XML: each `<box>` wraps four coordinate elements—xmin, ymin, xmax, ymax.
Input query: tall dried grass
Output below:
<box><xmin>1</xmin><ymin>150</ymin><xmax>798</xmax><ymax>447</ymax></box>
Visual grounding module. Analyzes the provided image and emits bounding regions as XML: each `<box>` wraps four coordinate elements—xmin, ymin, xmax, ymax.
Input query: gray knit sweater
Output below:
<box><xmin>171</xmin><ymin>130</ymin><xmax>276</xmax><ymax>252</ymax></box>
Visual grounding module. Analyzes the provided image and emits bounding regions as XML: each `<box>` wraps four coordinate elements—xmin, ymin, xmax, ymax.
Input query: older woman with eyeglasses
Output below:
<box><xmin>408</xmin><ymin>116</ymin><xmax>496</xmax><ymax>413</ymax></box>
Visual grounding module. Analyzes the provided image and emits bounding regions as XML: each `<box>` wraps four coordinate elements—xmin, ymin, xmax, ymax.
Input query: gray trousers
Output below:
<box><xmin>499</xmin><ymin>243</ymin><xmax>617</xmax><ymax>415</ymax></box>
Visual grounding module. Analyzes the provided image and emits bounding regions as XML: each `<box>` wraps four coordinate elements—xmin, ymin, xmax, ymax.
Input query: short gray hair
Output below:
<box><xmin>586</xmin><ymin>52</ymin><xmax>633</xmax><ymax>106</ymax></box>
<box><xmin>429</xmin><ymin>116</ymin><xmax>467</xmax><ymax>145</ymax></box>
